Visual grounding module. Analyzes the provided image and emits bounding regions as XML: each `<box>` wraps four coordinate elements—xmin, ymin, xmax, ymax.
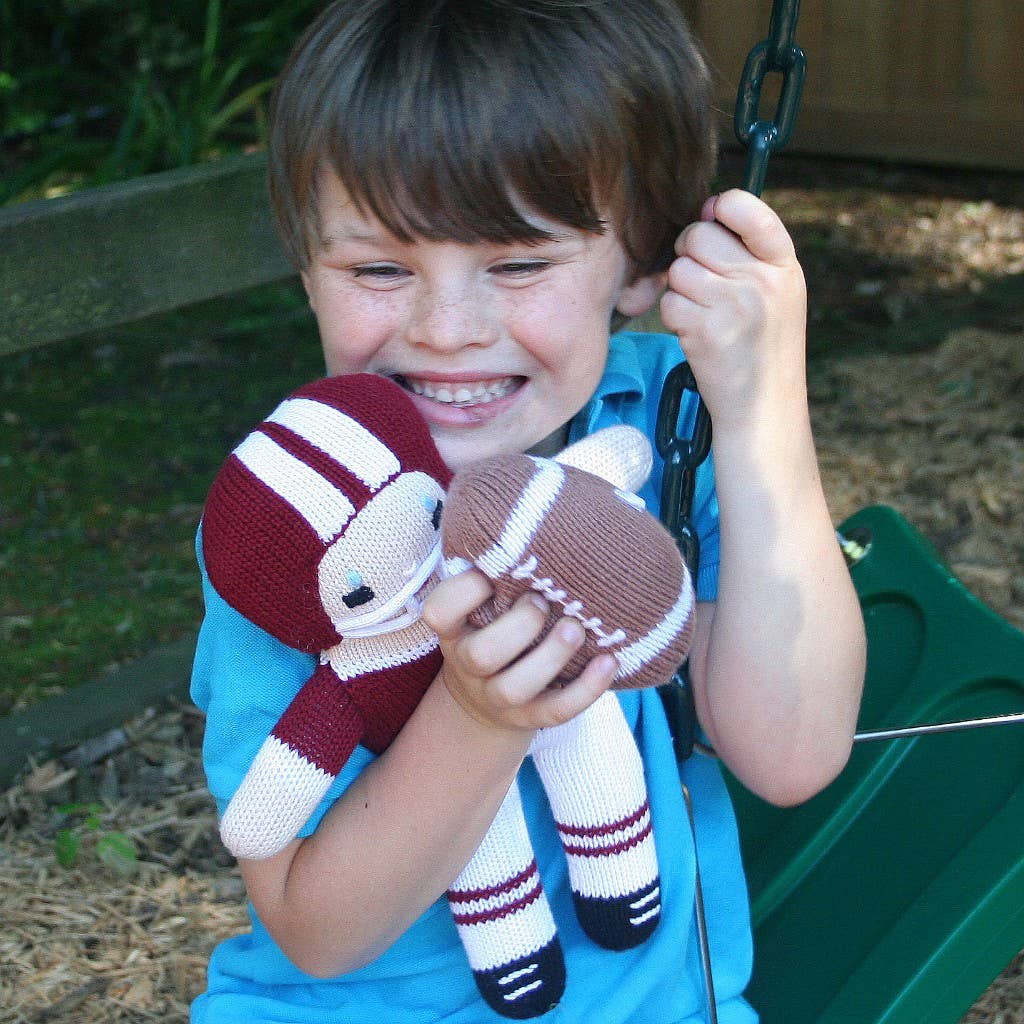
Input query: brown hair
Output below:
<box><xmin>269</xmin><ymin>0</ymin><xmax>717</xmax><ymax>285</ymax></box>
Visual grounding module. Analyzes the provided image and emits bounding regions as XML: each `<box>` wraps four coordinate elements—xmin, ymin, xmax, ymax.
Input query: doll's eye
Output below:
<box><xmin>420</xmin><ymin>494</ymin><xmax>444</xmax><ymax>530</ymax></box>
<box><xmin>343</xmin><ymin>584</ymin><xmax>375</xmax><ymax>609</ymax></box>
<box><xmin>342</xmin><ymin>570</ymin><xmax>375</xmax><ymax>608</ymax></box>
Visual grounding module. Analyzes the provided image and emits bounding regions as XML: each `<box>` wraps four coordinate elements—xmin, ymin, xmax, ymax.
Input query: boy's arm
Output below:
<box><xmin>239</xmin><ymin>573</ymin><xmax>617</xmax><ymax>978</ymax></box>
<box><xmin>661</xmin><ymin>189</ymin><xmax>866</xmax><ymax>808</ymax></box>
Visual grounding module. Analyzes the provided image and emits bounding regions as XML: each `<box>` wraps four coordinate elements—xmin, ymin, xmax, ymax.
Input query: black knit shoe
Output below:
<box><xmin>573</xmin><ymin>878</ymin><xmax>662</xmax><ymax>950</ymax></box>
<box><xmin>472</xmin><ymin>938</ymin><xmax>566</xmax><ymax>1019</ymax></box>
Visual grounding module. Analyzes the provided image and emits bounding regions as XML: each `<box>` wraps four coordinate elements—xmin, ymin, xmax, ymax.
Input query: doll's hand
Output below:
<box><xmin>422</xmin><ymin>568</ymin><xmax>618</xmax><ymax>733</ymax></box>
<box><xmin>660</xmin><ymin>189</ymin><xmax>808</xmax><ymax>433</ymax></box>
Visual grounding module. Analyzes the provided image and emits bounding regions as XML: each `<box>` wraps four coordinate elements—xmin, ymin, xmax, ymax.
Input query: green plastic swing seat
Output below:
<box><xmin>726</xmin><ymin>504</ymin><xmax>1024</xmax><ymax>1024</ymax></box>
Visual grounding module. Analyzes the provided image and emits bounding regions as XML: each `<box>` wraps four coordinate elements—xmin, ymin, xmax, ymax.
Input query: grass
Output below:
<box><xmin>0</xmin><ymin>280</ymin><xmax>322</xmax><ymax>711</ymax></box>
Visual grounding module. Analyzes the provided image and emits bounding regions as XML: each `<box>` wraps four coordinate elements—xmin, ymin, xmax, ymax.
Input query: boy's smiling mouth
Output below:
<box><xmin>392</xmin><ymin>374</ymin><xmax>524</xmax><ymax>409</ymax></box>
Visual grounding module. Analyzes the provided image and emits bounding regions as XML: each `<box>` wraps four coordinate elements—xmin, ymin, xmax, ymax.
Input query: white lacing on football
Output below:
<box><xmin>510</xmin><ymin>555</ymin><xmax>628</xmax><ymax>648</ymax></box>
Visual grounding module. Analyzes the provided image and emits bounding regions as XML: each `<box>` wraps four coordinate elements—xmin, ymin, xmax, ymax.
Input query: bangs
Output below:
<box><xmin>314</xmin><ymin>4</ymin><xmax>621</xmax><ymax>249</ymax></box>
<box><xmin>271</xmin><ymin>0</ymin><xmax>716</xmax><ymax>275</ymax></box>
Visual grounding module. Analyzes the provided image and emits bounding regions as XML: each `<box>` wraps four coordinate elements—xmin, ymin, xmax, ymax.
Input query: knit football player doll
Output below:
<box><xmin>201</xmin><ymin>374</ymin><xmax>695</xmax><ymax>1019</ymax></box>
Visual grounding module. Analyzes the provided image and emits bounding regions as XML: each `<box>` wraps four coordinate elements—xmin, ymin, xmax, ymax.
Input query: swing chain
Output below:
<box><xmin>734</xmin><ymin>0</ymin><xmax>807</xmax><ymax>196</ymax></box>
<box><xmin>656</xmin><ymin>0</ymin><xmax>806</xmax><ymax>762</ymax></box>
<box><xmin>656</xmin><ymin>360</ymin><xmax>712</xmax><ymax>579</ymax></box>
<box><xmin>655</xmin><ymin>360</ymin><xmax>712</xmax><ymax>764</ymax></box>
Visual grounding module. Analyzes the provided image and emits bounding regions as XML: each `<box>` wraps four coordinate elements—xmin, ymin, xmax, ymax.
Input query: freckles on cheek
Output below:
<box><xmin>317</xmin><ymin>309</ymin><xmax>393</xmax><ymax>377</ymax></box>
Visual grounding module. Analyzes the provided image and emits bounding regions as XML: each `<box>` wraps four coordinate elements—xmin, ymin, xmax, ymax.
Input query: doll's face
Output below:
<box><xmin>318</xmin><ymin>470</ymin><xmax>445</xmax><ymax>631</ymax></box>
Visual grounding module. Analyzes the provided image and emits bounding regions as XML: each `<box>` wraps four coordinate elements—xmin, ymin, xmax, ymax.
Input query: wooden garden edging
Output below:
<box><xmin>1</xmin><ymin>155</ymin><xmax>295</xmax><ymax>786</ymax></box>
<box><xmin>0</xmin><ymin>152</ymin><xmax>293</xmax><ymax>355</ymax></box>
<box><xmin>0</xmin><ymin>638</ymin><xmax>196</xmax><ymax>787</ymax></box>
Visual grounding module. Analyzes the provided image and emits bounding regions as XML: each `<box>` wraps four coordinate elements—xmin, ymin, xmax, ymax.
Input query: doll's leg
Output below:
<box><xmin>530</xmin><ymin>691</ymin><xmax>661</xmax><ymax>949</ymax></box>
<box><xmin>448</xmin><ymin>781</ymin><xmax>565</xmax><ymax>1019</ymax></box>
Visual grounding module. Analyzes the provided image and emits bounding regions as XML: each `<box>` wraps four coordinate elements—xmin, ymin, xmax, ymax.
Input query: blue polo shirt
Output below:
<box><xmin>190</xmin><ymin>331</ymin><xmax>756</xmax><ymax>1024</ymax></box>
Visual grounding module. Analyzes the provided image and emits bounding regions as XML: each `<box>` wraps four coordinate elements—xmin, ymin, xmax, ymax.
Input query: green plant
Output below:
<box><xmin>53</xmin><ymin>801</ymin><xmax>140</xmax><ymax>875</ymax></box>
<box><xmin>1</xmin><ymin>0</ymin><xmax>322</xmax><ymax>203</ymax></box>
<box><xmin>111</xmin><ymin>0</ymin><xmax>275</xmax><ymax>173</ymax></box>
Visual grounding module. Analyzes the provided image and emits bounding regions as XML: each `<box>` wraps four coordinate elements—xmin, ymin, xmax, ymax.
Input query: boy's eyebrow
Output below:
<box><xmin>318</xmin><ymin>225</ymin><xmax>388</xmax><ymax>248</ymax></box>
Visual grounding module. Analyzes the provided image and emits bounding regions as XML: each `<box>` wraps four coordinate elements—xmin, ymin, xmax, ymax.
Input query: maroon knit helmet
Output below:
<box><xmin>202</xmin><ymin>374</ymin><xmax>452</xmax><ymax>652</ymax></box>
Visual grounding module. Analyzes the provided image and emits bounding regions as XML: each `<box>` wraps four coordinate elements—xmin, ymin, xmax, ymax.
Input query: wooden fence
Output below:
<box><xmin>683</xmin><ymin>0</ymin><xmax>1024</xmax><ymax>171</ymax></box>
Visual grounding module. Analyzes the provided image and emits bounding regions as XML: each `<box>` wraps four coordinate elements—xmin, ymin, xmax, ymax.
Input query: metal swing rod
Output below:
<box><xmin>854</xmin><ymin>711</ymin><xmax>1024</xmax><ymax>744</ymax></box>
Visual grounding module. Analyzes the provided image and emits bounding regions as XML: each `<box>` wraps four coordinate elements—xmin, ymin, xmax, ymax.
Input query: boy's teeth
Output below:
<box><xmin>406</xmin><ymin>377</ymin><xmax>516</xmax><ymax>405</ymax></box>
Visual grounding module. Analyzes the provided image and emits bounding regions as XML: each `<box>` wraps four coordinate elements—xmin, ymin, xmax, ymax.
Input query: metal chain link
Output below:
<box><xmin>656</xmin><ymin>0</ymin><xmax>806</xmax><ymax>763</ymax></box>
<box><xmin>735</xmin><ymin>1</ymin><xmax>807</xmax><ymax>196</ymax></box>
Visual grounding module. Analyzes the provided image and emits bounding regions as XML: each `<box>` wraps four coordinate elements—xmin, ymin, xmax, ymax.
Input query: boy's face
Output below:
<box><xmin>301</xmin><ymin>171</ymin><xmax>662</xmax><ymax>471</ymax></box>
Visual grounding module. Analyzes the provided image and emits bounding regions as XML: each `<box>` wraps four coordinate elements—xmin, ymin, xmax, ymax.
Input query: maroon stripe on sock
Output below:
<box><xmin>448</xmin><ymin>879</ymin><xmax>545</xmax><ymax>927</ymax></box>
<box><xmin>560</xmin><ymin>818</ymin><xmax>654</xmax><ymax>858</ymax></box>
<box><xmin>447</xmin><ymin>860</ymin><xmax>539</xmax><ymax>904</ymax></box>
<box><xmin>555</xmin><ymin>800</ymin><xmax>650</xmax><ymax>839</ymax></box>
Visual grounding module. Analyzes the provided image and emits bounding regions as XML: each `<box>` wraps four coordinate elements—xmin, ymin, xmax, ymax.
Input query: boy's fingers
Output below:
<box><xmin>704</xmin><ymin>189</ymin><xmax>796</xmax><ymax>266</ymax></box>
<box><xmin>421</xmin><ymin>569</ymin><xmax>493</xmax><ymax>636</ymax></box>
<box><xmin>665</xmin><ymin>255</ymin><xmax>717</xmax><ymax>308</ymax></box>
<box><xmin>453</xmin><ymin>593</ymin><xmax>550</xmax><ymax>677</ymax></box>
<box><xmin>529</xmin><ymin>653</ymin><xmax>619</xmax><ymax>728</ymax></box>
<box><xmin>487</xmin><ymin>616</ymin><xmax>590</xmax><ymax>707</ymax></box>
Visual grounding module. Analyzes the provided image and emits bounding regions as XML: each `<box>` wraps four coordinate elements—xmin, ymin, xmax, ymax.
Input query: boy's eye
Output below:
<box><xmin>432</xmin><ymin>499</ymin><xmax>444</xmax><ymax>530</ymax></box>
<box><xmin>491</xmin><ymin>260</ymin><xmax>549</xmax><ymax>276</ymax></box>
<box><xmin>343</xmin><ymin>584</ymin><xmax>375</xmax><ymax>608</ymax></box>
<box><xmin>352</xmin><ymin>264</ymin><xmax>408</xmax><ymax>280</ymax></box>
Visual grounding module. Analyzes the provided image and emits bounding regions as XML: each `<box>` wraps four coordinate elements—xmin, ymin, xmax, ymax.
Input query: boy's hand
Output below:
<box><xmin>660</xmin><ymin>188</ymin><xmax>808</xmax><ymax>432</ymax></box>
<box><xmin>422</xmin><ymin>569</ymin><xmax>618</xmax><ymax>733</ymax></box>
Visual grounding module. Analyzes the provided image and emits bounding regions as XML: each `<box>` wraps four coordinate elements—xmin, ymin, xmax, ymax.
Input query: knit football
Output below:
<box><xmin>442</xmin><ymin>448</ymin><xmax>695</xmax><ymax>689</ymax></box>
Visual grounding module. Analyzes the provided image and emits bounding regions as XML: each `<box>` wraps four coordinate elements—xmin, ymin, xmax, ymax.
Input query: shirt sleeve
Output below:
<box><xmin>688</xmin><ymin>448</ymin><xmax>720</xmax><ymax>603</ymax></box>
<box><xmin>190</xmin><ymin>530</ymin><xmax>375</xmax><ymax>836</ymax></box>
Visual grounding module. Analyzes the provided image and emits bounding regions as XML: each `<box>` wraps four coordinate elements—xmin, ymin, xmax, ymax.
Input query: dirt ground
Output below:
<box><xmin>1</xmin><ymin>154</ymin><xmax>1022</xmax><ymax>1022</ymax></box>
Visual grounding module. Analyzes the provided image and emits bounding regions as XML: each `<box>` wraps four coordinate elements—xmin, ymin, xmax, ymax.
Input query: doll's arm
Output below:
<box><xmin>554</xmin><ymin>425</ymin><xmax>652</xmax><ymax>492</ymax></box>
<box><xmin>219</xmin><ymin>663</ymin><xmax>365</xmax><ymax>859</ymax></box>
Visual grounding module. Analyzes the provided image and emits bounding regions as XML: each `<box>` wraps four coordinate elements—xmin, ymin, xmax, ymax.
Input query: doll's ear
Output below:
<box><xmin>554</xmin><ymin>425</ymin><xmax>652</xmax><ymax>492</ymax></box>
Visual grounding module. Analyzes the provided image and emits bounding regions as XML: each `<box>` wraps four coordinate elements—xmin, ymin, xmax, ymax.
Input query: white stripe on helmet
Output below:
<box><xmin>267</xmin><ymin>396</ymin><xmax>401</xmax><ymax>490</ymax></box>
<box><xmin>234</xmin><ymin>432</ymin><xmax>356</xmax><ymax>542</ymax></box>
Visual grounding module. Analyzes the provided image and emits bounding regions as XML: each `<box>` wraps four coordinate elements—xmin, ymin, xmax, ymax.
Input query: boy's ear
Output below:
<box><xmin>616</xmin><ymin>270</ymin><xmax>667</xmax><ymax>319</ymax></box>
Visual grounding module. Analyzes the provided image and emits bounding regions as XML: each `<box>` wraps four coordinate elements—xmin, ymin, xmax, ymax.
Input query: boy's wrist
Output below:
<box><xmin>431</xmin><ymin>668</ymin><xmax>537</xmax><ymax>755</ymax></box>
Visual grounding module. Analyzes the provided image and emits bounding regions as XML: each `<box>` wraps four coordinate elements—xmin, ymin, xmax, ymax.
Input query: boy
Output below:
<box><xmin>190</xmin><ymin>2</ymin><xmax>866</xmax><ymax>1022</ymax></box>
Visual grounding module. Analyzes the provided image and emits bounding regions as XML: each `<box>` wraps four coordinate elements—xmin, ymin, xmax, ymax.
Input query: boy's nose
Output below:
<box><xmin>406</xmin><ymin>287</ymin><xmax>499</xmax><ymax>352</ymax></box>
